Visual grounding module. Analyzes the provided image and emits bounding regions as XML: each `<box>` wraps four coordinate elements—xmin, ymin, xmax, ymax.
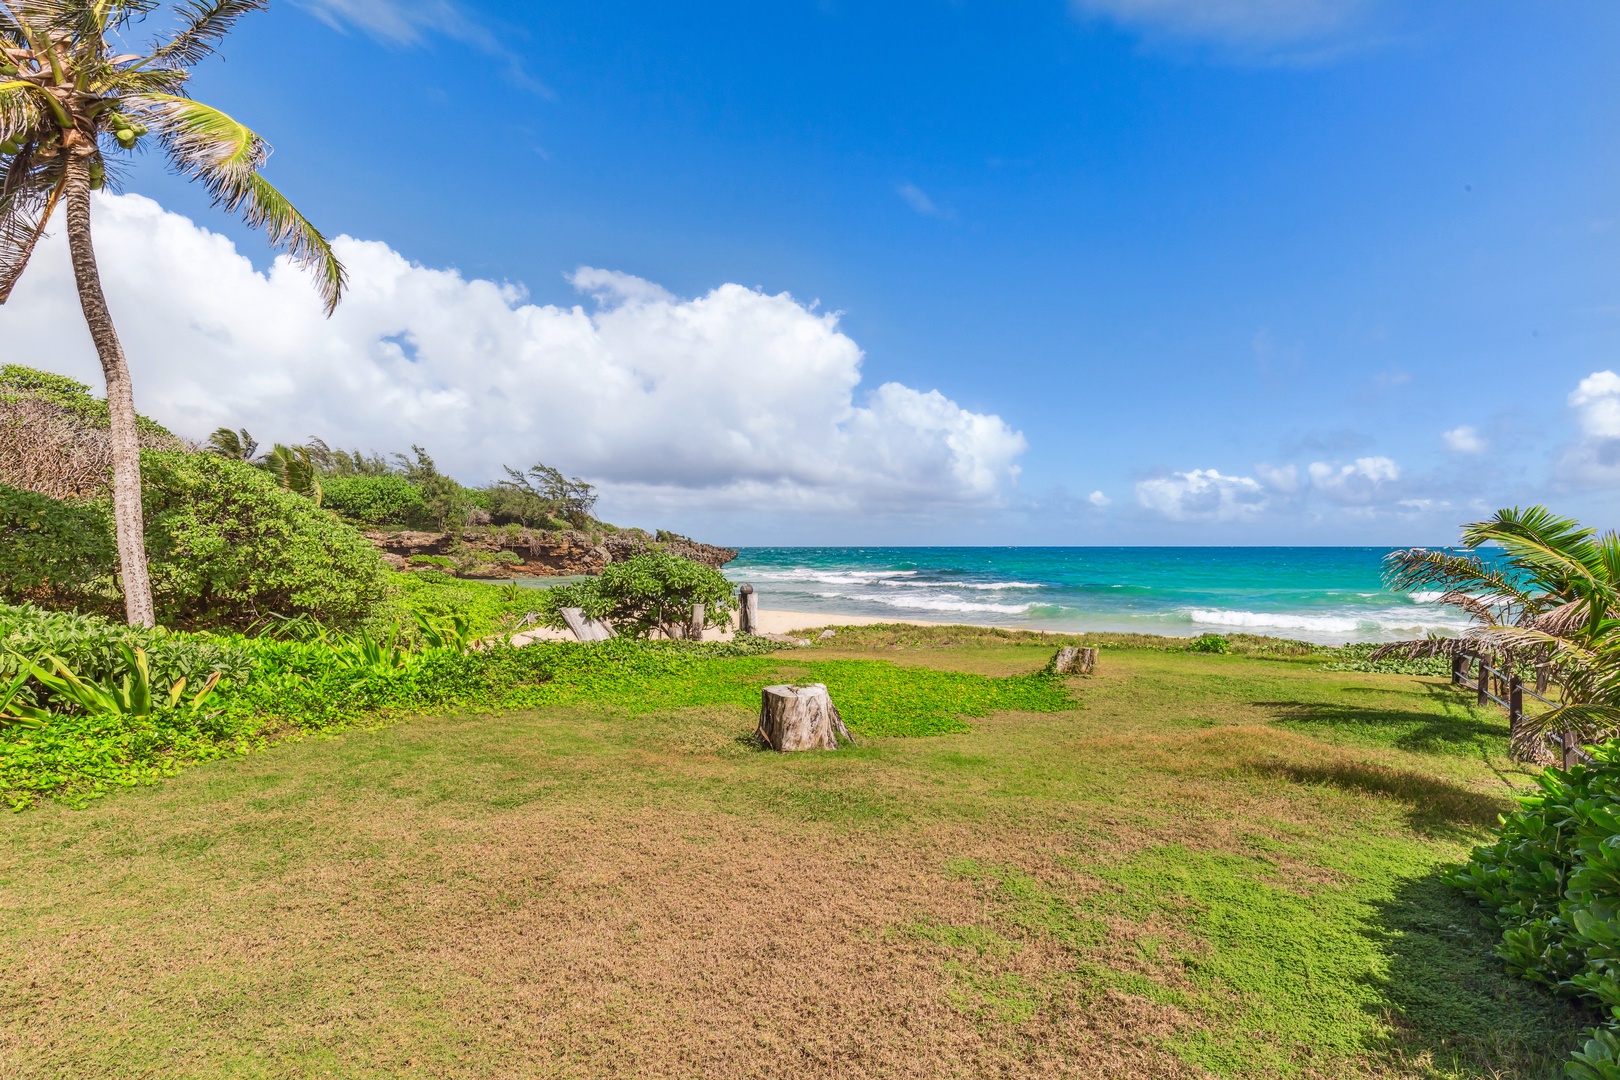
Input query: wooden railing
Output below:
<box><xmin>1451</xmin><ymin>653</ymin><xmax>1587</xmax><ymax>768</ymax></box>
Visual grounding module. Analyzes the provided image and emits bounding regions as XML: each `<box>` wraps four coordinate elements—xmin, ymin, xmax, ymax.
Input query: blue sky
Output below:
<box><xmin>11</xmin><ymin>0</ymin><xmax>1620</xmax><ymax>544</ymax></box>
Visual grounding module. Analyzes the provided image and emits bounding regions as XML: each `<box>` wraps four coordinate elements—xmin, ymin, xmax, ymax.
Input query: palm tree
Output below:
<box><xmin>0</xmin><ymin>0</ymin><xmax>345</xmax><ymax>627</ymax></box>
<box><xmin>1379</xmin><ymin>507</ymin><xmax>1620</xmax><ymax>758</ymax></box>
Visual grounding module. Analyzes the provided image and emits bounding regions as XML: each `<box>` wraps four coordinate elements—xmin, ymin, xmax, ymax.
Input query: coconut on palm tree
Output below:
<box><xmin>0</xmin><ymin>0</ymin><xmax>345</xmax><ymax>627</ymax></box>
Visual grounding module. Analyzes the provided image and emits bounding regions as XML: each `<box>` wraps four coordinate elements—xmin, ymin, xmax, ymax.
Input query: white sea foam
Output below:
<box><xmin>887</xmin><ymin>580</ymin><xmax>1043</xmax><ymax>591</ymax></box>
<box><xmin>863</xmin><ymin>593</ymin><xmax>1039</xmax><ymax>615</ymax></box>
<box><xmin>1185</xmin><ymin>607</ymin><xmax>1468</xmax><ymax>635</ymax></box>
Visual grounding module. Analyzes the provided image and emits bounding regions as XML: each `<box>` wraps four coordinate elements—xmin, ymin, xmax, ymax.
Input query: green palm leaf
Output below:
<box><xmin>132</xmin><ymin>93</ymin><xmax>346</xmax><ymax>313</ymax></box>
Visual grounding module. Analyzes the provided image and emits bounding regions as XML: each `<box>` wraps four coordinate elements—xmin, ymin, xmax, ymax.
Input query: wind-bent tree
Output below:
<box><xmin>0</xmin><ymin>0</ymin><xmax>345</xmax><ymax>626</ymax></box>
<box><xmin>1378</xmin><ymin>507</ymin><xmax>1620</xmax><ymax>757</ymax></box>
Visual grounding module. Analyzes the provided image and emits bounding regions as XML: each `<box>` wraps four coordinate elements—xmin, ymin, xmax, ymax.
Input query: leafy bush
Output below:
<box><xmin>1448</xmin><ymin>745</ymin><xmax>1620</xmax><ymax>1075</ymax></box>
<box><xmin>408</xmin><ymin>554</ymin><xmax>454</xmax><ymax>569</ymax></box>
<box><xmin>0</xmin><ymin>483</ymin><xmax>116</xmax><ymax>610</ymax></box>
<box><xmin>538</xmin><ymin>552</ymin><xmax>736</xmax><ymax>638</ymax></box>
<box><xmin>322</xmin><ymin>474</ymin><xmax>429</xmax><ymax>528</ymax></box>
<box><xmin>1187</xmin><ymin>633</ymin><xmax>1232</xmax><ymax>654</ymax></box>
<box><xmin>140</xmin><ymin>451</ymin><xmax>393</xmax><ymax>628</ymax></box>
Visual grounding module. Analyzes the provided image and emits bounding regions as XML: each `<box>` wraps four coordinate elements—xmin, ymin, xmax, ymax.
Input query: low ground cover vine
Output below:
<box><xmin>0</xmin><ymin>604</ymin><xmax>1075</xmax><ymax>808</ymax></box>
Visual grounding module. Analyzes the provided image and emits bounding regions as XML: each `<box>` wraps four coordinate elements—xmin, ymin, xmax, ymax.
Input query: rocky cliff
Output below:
<box><xmin>364</xmin><ymin>527</ymin><xmax>737</xmax><ymax>577</ymax></box>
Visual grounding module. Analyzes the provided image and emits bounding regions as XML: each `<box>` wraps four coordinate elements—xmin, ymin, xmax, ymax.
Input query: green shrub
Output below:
<box><xmin>1448</xmin><ymin>744</ymin><xmax>1620</xmax><ymax>1073</ymax></box>
<box><xmin>537</xmin><ymin>552</ymin><xmax>736</xmax><ymax>638</ymax></box>
<box><xmin>407</xmin><ymin>554</ymin><xmax>455</xmax><ymax>569</ymax></box>
<box><xmin>492</xmin><ymin>550</ymin><xmax>523</xmax><ymax>566</ymax></box>
<box><xmin>1187</xmin><ymin>633</ymin><xmax>1231</xmax><ymax>654</ymax></box>
<box><xmin>0</xmin><ymin>364</ymin><xmax>176</xmax><ymax>443</ymax></box>
<box><xmin>141</xmin><ymin>451</ymin><xmax>394</xmax><ymax>629</ymax></box>
<box><xmin>322</xmin><ymin>474</ymin><xmax>428</xmax><ymax>528</ymax></box>
<box><xmin>0</xmin><ymin>484</ymin><xmax>116</xmax><ymax>610</ymax></box>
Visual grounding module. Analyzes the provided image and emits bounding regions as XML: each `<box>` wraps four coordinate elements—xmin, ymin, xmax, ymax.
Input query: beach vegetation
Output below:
<box><xmin>536</xmin><ymin>552</ymin><xmax>736</xmax><ymax>638</ymax></box>
<box><xmin>0</xmin><ymin>0</ymin><xmax>345</xmax><ymax>627</ymax></box>
<box><xmin>1187</xmin><ymin>632</ymin><xmax>1232</xmax><ymax>653</ymax></box>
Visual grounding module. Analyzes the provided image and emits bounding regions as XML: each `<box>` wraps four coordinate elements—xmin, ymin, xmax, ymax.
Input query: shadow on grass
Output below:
<box><xmin>1245</xmin><ymin>758</ymin><xmax>1507</xmax><ymax>837</ymax></box>
<box><xmin>1362</xmin><ymin>868</ymin><xmax>1592</xmax><ymax>1078</ymax></box>
<box><xmin>1253</xmin><ymin>687</ymin><xmax>1507</xmax><ymax>757</ymax></box>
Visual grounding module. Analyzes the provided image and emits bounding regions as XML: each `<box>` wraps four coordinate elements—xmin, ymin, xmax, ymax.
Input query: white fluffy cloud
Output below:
<box><xmin>1088</xmin><ymin>490</ymin><xmax>1111</xmax><ymax>507</ymax></box>
<box><xmin>1307</xmin><ymin>456</ymin><xmax>1399</xmax><ymax>503</ymax></box>
<box><xmin>1559</xmin><ymin>371</ymin><xmax>1620</xmax><ymax>487</ymax></box>
<box><xmin>1443</xmin><ymin>425</ymin><xmax>1486</xmax><ymax>454</ymax></box>
<box><xmin>1070</xmin><ymin>0</ymin><xmax>1370</xmax><ymax>47</ymax></box>
<box><xmin>0</xmin><ymin>194</ymin><xmax>1025</xmax><ymax>517</ymax></box>
<box><xmin>1135</xmin><ymin>468</ymin><xmax>1267</xmax><ymax>521</ymax></box>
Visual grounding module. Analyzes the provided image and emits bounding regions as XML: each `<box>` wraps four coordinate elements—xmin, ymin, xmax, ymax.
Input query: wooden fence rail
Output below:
<box><xmin>1451</xmin><ymin>653</ymin><xmax>1586</xmax><ymax>768</ymax></box>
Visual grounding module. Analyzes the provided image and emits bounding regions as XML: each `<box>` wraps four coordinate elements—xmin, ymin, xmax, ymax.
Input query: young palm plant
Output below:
<box><xmin>1379</xmin><ymin>507</ymin><xmax>1620</xmax><ymax>755</ymax></box>
<box><xmin>0</xmin><ymin>0</ymin><xmax>345</xmax><ymax>627</ymax></box>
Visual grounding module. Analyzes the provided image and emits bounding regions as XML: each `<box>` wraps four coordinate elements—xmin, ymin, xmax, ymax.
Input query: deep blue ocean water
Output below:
<box><xmin>723</xmin><ymin>547</ymin><xmax>1465</xmax><ymax>645</ymax></box>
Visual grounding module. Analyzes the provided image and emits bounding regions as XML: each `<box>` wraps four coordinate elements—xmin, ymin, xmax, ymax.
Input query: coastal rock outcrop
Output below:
<box><xmin>362</xmin><ymin>527</ymin><xmax>737</xmax><ymax>577</ymax></box>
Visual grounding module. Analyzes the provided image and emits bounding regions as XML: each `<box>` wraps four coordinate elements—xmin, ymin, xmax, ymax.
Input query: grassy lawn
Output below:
<box><xmin>0</xmin><ymin>635</ymin><xmax>1591</xmax><ymax>1078</ymax></box>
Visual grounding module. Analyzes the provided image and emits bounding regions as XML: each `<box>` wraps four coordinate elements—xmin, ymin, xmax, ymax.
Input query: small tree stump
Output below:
<box><xmin>757</xmin><ymin>683</ymin><xmax>852</xmax><ymax>751</ymax></box>
<box><xmin>1052</xmin><ymin>646</ymin><xmax>1097</xmax><ymax>676</ymax></box>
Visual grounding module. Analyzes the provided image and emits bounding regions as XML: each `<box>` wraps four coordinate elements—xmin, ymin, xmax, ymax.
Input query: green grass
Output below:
<box><xmin>0</xmin><ymin>638</ymin><xmax>1591</xmax><ymax>1077</ymax></box>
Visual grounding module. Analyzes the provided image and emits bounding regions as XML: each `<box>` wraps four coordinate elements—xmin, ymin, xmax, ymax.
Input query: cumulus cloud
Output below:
<box><xmin>1307</xmin><ymin>456</ymin><xmax>1399</xmax><ymax>504</ymax></box>
<box><xmin>1559</xmin><ymin>371</ymin><xmax>1620</xmax><ymax>487</ymax></box>
<box><xmin>1088</xmin><ymin>490</ymin><xmax>1111</xmax><ymax>507</ymax></box>
<box><xmin>0</xmin><ymin>194</ymin><xmax>1025</xmax><ymax>518</ymax></box>
<box><xmin>1254</xmin><ymin>462</ymin><xmax>1299</xmax><ymax>492</ymax></box>
<box><xmin>1443</xmin><ymin>425</ymin><xmax>1486</xmax><ymax>454</ymax></box>
<box><xmin>1070</xmin><ymin>0</ymin><xmax>1375</xmax><ymax>58</ymax></box>
<box><xmin>1135</xmin><ymin>469</ymin><xmax>1267</xmax><ymax>521</ymax></box>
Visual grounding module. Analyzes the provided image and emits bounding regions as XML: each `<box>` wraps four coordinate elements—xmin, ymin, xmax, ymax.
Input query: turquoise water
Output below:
<box><xmin>724</xmin><ymin>547</ymin><xmax>1466</xmax><ymax>645</ymax></box>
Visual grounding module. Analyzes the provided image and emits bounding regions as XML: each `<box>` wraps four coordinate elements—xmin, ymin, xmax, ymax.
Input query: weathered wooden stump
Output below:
<box><xmin>738</xmin><ymin>584</ymin><xmax>759</xmax><ymax>635</ymax></box>
<box><xmin>757</xmin><ymin>683</ymin><xmax>852</xmax><ymax>751</ymax></box>
<box><xmin>1052</xmin><ymin>646</ymin><xmax>1097</xmax><ymax>676</ymax></box>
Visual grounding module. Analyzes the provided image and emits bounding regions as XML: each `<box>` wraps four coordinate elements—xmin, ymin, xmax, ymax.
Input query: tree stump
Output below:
<box><xmin>1052</xmin><ymin>646</ymin><xmax>1097</xmax><ymax>676</ymax></box>
<box><xmin>757</xmin><ymin>683</ymin><xmax>852</xmax><ymax>751</ymax></box>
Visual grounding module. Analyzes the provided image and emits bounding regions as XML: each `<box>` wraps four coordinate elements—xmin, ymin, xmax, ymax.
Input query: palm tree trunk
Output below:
<box><xmin>62</xmin><ymin>147</ymin><xmax>155</xmax><ymax>628</ymax></box>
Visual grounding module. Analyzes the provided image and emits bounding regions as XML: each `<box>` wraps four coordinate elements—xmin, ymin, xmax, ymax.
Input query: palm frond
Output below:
<box><xmin>1382</xmin><ymin>547</ymin><xmax>1543</xmax><ymax>615</ymax></box>
<box><xmin>132</xmin><ymin>93</ymin><xmax>345</xmax><ymax>313</ymax></box>
<box><xmin>102</xmin><ymin>64</ymin><xmax>188</xmax><ymax>97</ymax></box>
<box><xmin>142</xmin><ymin>0</ymin><xmax>263</xmax><ymax>68</ymax></box>
<box><xmin>0</xmin><ymin>79</ymin><xmax>47</xmax><ymax>141</ymax></box>
<box><xmin>0</xmin><ymin>154</ymin><xmax>64</xmax><ymax>302</ymax></box>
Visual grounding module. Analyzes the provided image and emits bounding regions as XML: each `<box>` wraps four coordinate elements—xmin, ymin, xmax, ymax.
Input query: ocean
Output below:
<box><xmin>722</xmin><ymin>547</ymin><xmax>1467</xmax><ymax>645</ymax></box>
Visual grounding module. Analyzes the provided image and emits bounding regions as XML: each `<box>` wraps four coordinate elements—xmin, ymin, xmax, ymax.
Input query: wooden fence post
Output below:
<box><xmin>1476</xmin><ymin>658</ymin><xmax>1490</xmax><ymax>707</ymax></box>
<box><xmin>1452</xmin><ymin>653</ymin><xmax>1466</xmax><ymax>686</ymax></box>
<box><xmin>1508</xmin><ymin>676</ymin><xmax>1523</xmax><ymax>745</ymax></box>
<box><xmin>1563</xmin><ymin>729</ymin><xmax>1579</xmax><ymax>771</ymax></box>
<box><xmin>738</xmin><ymin>584</ymin><xmax>758</xmax><ymax>635</ymax></box>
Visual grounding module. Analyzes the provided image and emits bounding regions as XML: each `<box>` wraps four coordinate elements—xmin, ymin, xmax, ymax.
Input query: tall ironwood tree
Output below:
<box><xmin>0</xmin><ymin>0</ymin><xmax>344</xmax><ymax>626</ymax></box>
